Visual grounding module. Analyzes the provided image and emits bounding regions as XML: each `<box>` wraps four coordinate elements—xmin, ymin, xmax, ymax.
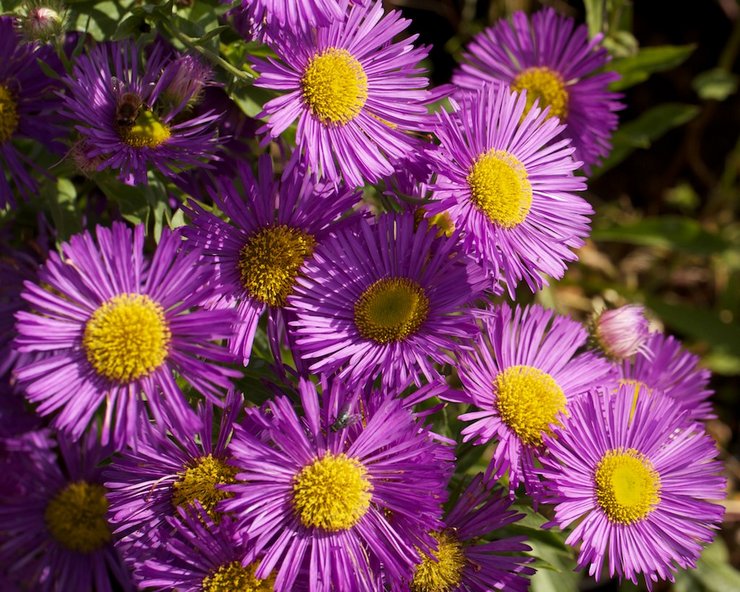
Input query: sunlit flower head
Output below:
<box><xmin>222</xmin><ymin>377</ymin><xmax>454</xmax><ymax>591</ymax></box>
<box><xmin>242</xmin><ymin>0</ymin><xmax>347</xmax><ymax>35</ymax></box>
<box><xmin>427</xmin><ymin>84</ymin><xmax>591</xmax><ymax>295</ymax></box>
<box><xmin>449</xmin><ymin>303</ymin><xmax>613</xmax><ymax>496</ymax></box>
<box><xmin>289</xmin><ymin>213</ymin><xmax>487</xmax><ymax>390</ymax></box>
<box><xmin>453</xmin><ymin>7</ymin><xmax>623</xmax><ymax>170</ymax></box>
<box><xmin>540</xmin><ymin>385</ymin><xmax>726</xmax><ymax>589</ymax></box>
<box><xmin>592</xmin><ymin>303</ymin><xmax>650</xmax><ymax>360</ymax></box>
<box><xmin>254</xmin><ymin>0</ymin><xmax>432</xmax><ymax>187</ymax></box>
<box><xmin>14</xmin><ymin>222</ymin><xmax>238</xmax><ymax>449</ymax></box>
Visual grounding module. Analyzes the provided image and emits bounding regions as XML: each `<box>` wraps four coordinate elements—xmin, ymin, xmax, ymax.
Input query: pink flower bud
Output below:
<box><xmin>593</xmin><ymin>304</ymin><xmax>650</xmax><ymax>360</ymax></box>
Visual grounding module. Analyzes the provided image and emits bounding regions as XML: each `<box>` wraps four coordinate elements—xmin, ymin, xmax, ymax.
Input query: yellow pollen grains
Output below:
<box><xmin>292</xmin><ymin>452</ymin><xmax>372</xmax><ymax>531</ymax></box>
<box><xmin>411</xmin><ymin>530</ymin><xmax>466</xmax><ymax>592</ymax></box>
<box><xmin>0</xmin><ymin>85</ymin><xmax>19</xmax><ymax>143</ymax></box>
<box><xmin>171</xmin><ymin>454</ymin><xmax>238</xmax><ymax>518</ymax></box>
<box><xmin>495</xmin><ymin>365</ymin><xmax>567</xmax><ymax>447</ymax></box>
<box><xmin>354</xmin><ymin>277</ymin><xmax>430</xmax><ymax>344</ymax></box>
<box><xmin>44</xmin><ymin>481</ymin><xmax>111</xmax><ymax>553</ymax></box>
<box><xmin>511</xmin><ymin>66</ymin><xmax>569</xmax><ymax>121</ymax></box>
<box><xmin>595</xmin><ymin>448</ymin><xmax>661</xmax><ymax>525</ymax></box>
<box><xmin>301</xmin><ymin>48</ymin><xmax>368</xmax><ymax>125</ymax></box>
<box><xmin>119</xmin><ymin>109</ymin><xmax>171</xmax><ymax>148</ymax></box>
<box><xmin>238</xmin><ymin>225</ymin><xmax>316</xmax><ymax>307</ymax></box>
<box><xmin>201</xmin><ymin>561</ymin><xmax>275</xmax><ymax>592</ymax></box>
<box><xmin>83</xmin><ymin>293</ymin><xmax>171</xmax><ymax>383</ymax></box>
<box><xmin>467</xmin><ymin>149</ymin><xmax>532</xmax><ymax>229</ymax></box>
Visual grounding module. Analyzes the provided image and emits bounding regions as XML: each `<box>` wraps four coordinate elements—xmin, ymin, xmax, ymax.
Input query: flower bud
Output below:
<box><xmin>592</xmin><ymin>304</ymin><xmax>650</xmax><ymax>360</ymax></box>
<box><xmin>157</xmin><ymin>55</ymin><xmax>213</xmax><ymax>115</ymax></box>
<box><xmin>18</xmin><ymin>1</ymin><xmax>66</xmax><ymax>43</ymax></box>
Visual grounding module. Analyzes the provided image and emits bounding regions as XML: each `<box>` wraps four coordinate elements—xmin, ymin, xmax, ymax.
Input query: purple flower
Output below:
<box><xmin>14</xmin><ymin>222</ymin><xmax>238</xmax><ymax>449</ymax></box>
<box><xmin>448</xmin><ymin>303</ymin><xmax>613</xmax><ymax>496</ymax></box>
<box><xmin>615</xmin><ymin>331</ymin><xmax>715</xmax><ymax>422</ymax></box>
<box><xmin>540</xmin><ymin>385</ymin><xmax>726</xmax><ymax>588</ymax></box>
<box><xmin>242</xmin><ymin>0</ymin><xmax>347</xmax><ymax>34</ymax></box>
<box><xmin>0</xmin><ymin>430</ymin><xmax>134</xmax><ymax>591</ymax></box>
<box><xmin>592</xmin><ymin>304</ymin><xmax>650</xmax><ymax>360</ymax></box>
<box><xmin>453</xmin><ymin>8</ymin><xmax>623</xmax><ymax>170</ymax></box>
<box><xmin>289</xmin><ymin>213</ymin><xmax>486</xmax><ymax>390</ymax></box>
<box><xmin>62</xmin><ymin>41</ymin><xmax>219</xmax><ymax>185</ymax></box>
<box><xmin>254</xmin><ymin>0</ymin><xmax>431</xmax><ymax>187</ymax></box>
<box><xmin>221</xmin><ymin>377</ymin><xmax>454</xmax><ymax>591</ymax></box>
<box><xmin>399</xmin><ymin>474</ymin><xmax>534</xmax><ymax>592</ymax></box>
<box><xmin>0</xmin><ymin>16</ymin><xmax>64</xmax><ymax>208</ymax></box>
<box><xmin>427</xmin><ymin>84</ymin><xmax>591</xmax><ymax>295</ymax></box>
<box><xmin>184</xmin><ymin>155</ymin><xmax>360</xmax><ymax>365</ymax></box>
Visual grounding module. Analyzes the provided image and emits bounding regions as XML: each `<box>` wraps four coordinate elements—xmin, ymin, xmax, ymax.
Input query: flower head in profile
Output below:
<box><xmin>14</xmin><ymin>222</ymin><xmax>238</xmax><ymax>449</ymax></box>
<box><xmin>0</xmin><ymin>15</ymin><xmax>64</xmax><ymax>208</ymax></box>
<box><xmin>62</xmin><ymin>41</ymin><xmax>219</xmax><ymax>185</ymax></box>
<box><xmin>591</xmin><ymin>303</ymin><xmax>651</xmax><ymax>360</ymax></box>
<box><xmin>0</xmin><ymin>430</ymin><xmax>133</xmax><ymax>591</ymax></box>
<box><xmin>290</xmin><ymin>213</ymin><xmax>486</xmax><ymax>390</ymax></box>
<box><xmin>184</xmin><ymin>154</ymin><xmax>360</xmax><ymax>365</ymax></box>
<box><xmin>454</xmin><ymin>7</ymin><xmax>623</xmax><ymax>169</ymax></box>
<box><xmin>402</xmin><ymin>474</ymin><xmax>534</xmax><ymax>592</ymax></box>
<box><xmin>254</xmin><ymin>0</ymin><xmax>432</xmax><ymax>187</ymax></box>
<box><xmin>222</xmin><ymin>377</ymin><xmax>454</xmax><ymax>591</ymax></box>
<box><xmin>428</xmin><ymin>84</ymin><xmax>591</xmax><ymax>295</ymax></box>
<box><xmin>449</xmin><ymin>303</ymin><xmax>613</xmax><ymax>496</ymax></box>
<box><xmin>540</xmin><ymin>385</ymin><xmax>725</xmax><ymax>588</ymax></box>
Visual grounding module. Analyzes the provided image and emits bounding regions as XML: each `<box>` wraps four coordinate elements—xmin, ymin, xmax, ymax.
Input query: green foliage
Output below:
<box><xmin>608</xmin><ymin>44</ymin><xmax>696</xmax><ymax>90</ymax></box>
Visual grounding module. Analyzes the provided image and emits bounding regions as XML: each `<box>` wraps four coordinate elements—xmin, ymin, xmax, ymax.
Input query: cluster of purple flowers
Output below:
<box><xmin>0</xmin><ymin>2</ymin><xmax>726</xmax><ymax>592</ymax></box>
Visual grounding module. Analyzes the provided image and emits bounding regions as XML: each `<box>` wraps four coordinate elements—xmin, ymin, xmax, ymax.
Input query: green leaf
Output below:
<box><xmin>594</xmin><ymin>103</ymin><xmax>699</xmax><ymax>174</ymax></box>
<box><xmin>68</xmin><ymin>1</ymin><xmax>136</xmax><ymax>41</ymax></box>
<box><xmin>609</xmin><ymin>44</ymin><xmax>696</xmax><ymax>90</ymax></box>
<box><xmin>592</xmin><ymin>216</ymin><xmax>730</xmax><ymax>256</ymax></box>
<box><xmin>583</xmin><ymin>0</ymin><xmax>604</xmax><ymax>38</ymax></box>
<box><xmin>674</xmin><ymin>539</ymin><xmax>740</xmax><ymax>592</ymax></box>
<box><xmin>693</xmin><ymin>68</ymin><xmax>739</xmax><ymax>101</ymax></box>
<box><xmin>528</xmin><ymin>538</ymin><xmax>579</xmax><ymax>592</ymax></box>
<box><xmin>43</xmin><ymin>178</ymin><xmax>81</xmax><ymax>242</ymax></box>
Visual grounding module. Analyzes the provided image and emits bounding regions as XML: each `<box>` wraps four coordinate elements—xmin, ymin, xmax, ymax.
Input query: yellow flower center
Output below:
<box><xmin>467</xmin><ymin>149</ymin><xmax>532</xmax><ymax>228</ymax></box>
<box><xmin>301</xmin><ymin>48</ymin><xmax>368</xmax><ymax>125</ymax></box>
<box><xmin>83</xmin><ymin>293</ymin><xmax>171</xmax><ymax>383</ymax></box>
<box><xmin>354</xmin><ymin>277</ymin><xmax>430</xmax><ymax>344</ymax></box>
<box><xmin>238</xmin><ymin>225</ymin><xmax>316</xmax><ymax>307</ymax></box>
<box><xmin>595</xmin><ymin>448</ymin><xmax>661</xmax><ymax>525</ymax></box>
<box><xmin>511</xmin><ymin>66</ymin><xmax>569</xmax><ymax>120</ymax></box>
<box><xmin>119</xmin><ymin>109</ymin><xmax>171</xmax><ymax>148</ymax></box>
<box><xmin>495</xmin><ymin>365</ymin><xmax>567</xmax><ymax>447</ymax></box>
<box><xmin>0</xmin><ymin>85</ymin><xmax>19</xmax><ymax>143</ymax></box>
<box><xmin>411</xmin><ymin>530</ymin><xmax>466</xmax><ymax>592</ymax></box>
<box><xmin>44</xmin><ymin>481</ymin><xmax>111</xmax><ymax>553</ymax></box>
<box><xmin>171</xmin><ymin>454</ymin><xmax>238</xmax><ymax>518</ymax></box>
<box><xmin>292</xmin><ymin>452</ymin><xmax>372</xmax><ymax>531</ymax></box>
<box><xmin>201</xmin><ymin>561</ymin><xmax>275</xmax><ymax>592</ymax></box>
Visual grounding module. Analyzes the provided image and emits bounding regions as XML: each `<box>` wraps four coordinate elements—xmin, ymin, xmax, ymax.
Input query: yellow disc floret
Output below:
<box><xmin>44</xmin><ymin>481</ymin><xmax>111</xmax><ymax>553</ymax></box>
<box><xmin>238</xmin><ymin>225</ymin><xmax>316</xmax><ymax>307</ymax></box>
<box><xmin>119</xmin><ymin>109</ymin><xmax>171</xmax><ymax>148</ymax></box>
<box><xmin>0</xmin><ymin>85</ymin><xmax>19</xmax><ymax>143</ymax></box>
<box><xmin>467</xmin><ymin>149</ymin><xmax>532</xmax><ymax>228</ymax></box>
<box><xmin>292</xmin><ymin>452</ymin><xmax>372</xmax><ymax>531</ymax></box>
<box><xmin>201</xmin><ymin>561</ymin><xmax>275</xmax><ymax>592</ymax></box>
<box><xmin>411</xmin><ymin>530</ymin><xmax>466</xmax><ymax>592</ymax></box>
<box><xmin>595</xmin><ymin>448</ymin><xmax>661</xmax><ymax>525</ymax></box>
<box><xmin>354</xmin><ymin>277</ymin><xmax>430</xmax><ymax>344</ymax></box>
<box><xmin>171</xmin><ymin>454</ymin><xmax>238</xmax><ymax>518</ymax></box>
<box><xmin>83</xmin><ymin>293</ymin><xmax>171</xmax><ymax>383</ymax></box>
<box><xmin>301</xmin><ymin>48</ymin><xmax>368</xmax><ymax>125</ymax></box>
<box><xmin>511</xmin><ymin>66</ymin><xmax>569</xmax><ymax>121</ymax></box>
<box><xmin>495</xmin><ymin>365</ymin><xmax>567</xmax><ymax>447</ymax></box>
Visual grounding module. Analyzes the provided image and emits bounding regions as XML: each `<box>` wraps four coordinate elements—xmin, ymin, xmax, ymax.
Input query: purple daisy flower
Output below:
<box><xmin>243</xmin><ymin>0</ymin><xmax>347</xmax><ymax>34</ymax></box>
<box><xmin>62</xmin><ymin>41</ymin><xmax>219</xmax><ymax>185</ymax></box>
<box><xmin>222</xmin><ymin>377</ymin><xmax>454</xmax><ymax>591</ymax></box>
<box><xmin>399</xmin><ymin>474</ymin><xmax>534</xmax><ymax>592</ymax></box>
<box><xmin>13</xmin><ymin>222</ymin><xmax>238</xmax><ymax>449</ymax></box>
<box><xmin>427</xmin><ymin>84</ymin><xmax>591</xmax><ymax>295</ymax></box>
<box><xmin>449</xmin><ymin>303</ymin><xmax>613</xmax><ymax>496</ymax></box>
<box><xmin>453</xmin><ymin>7</ymin><xmax>623</xmax><ymax>170</ymax></box>
<box><xmin>540</xmin><ymin>385</ymin><xmax>726</xmax><ymax>588</ymax></box>
<box><xmin>254</xmin><ymin>0</ymin><xmax>431</xmax><ymax>187</ymax></box>
<box><xmin>289</xmin><ymin>213</ymin><xmax>487</xmax><ymax>390</ymax></box>
<box><xmin>0</xmin><ymin>16</ymin><xmax>64</xmax><ymax>208</ymax></box>
<box><xmin>138</xmin><ymin>505</ymin><xmax>273</xmax><ymax>592</ymax></box>
<box><xmin>0</xmin><ymin>430</ymin><xmax>134</xmax><ymax>591</ymax></box>
<box><xmin>616</xmin><ymin>331</ymin><xmax>714</xmax><ymax>422</ymax></box>
<box><xmin>184</xmin><ymin>154</ymin><xmax>360</xmax><ymax>365</ymax></box>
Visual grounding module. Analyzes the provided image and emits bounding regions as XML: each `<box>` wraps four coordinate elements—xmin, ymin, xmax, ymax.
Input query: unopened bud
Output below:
<box><xmin>158</xmin><ymin>55</ymin><xmax>212</xmax><ymax>114</ymax></box>
<box><xmin>19</xmin><ymin>1</ymin><xmax>65</xmax><ymax>42</ymax></box>
<box><xmin>592</xmin><ymin>304</ymin><xmax>650</xmax><ymax>360</ymax></box>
